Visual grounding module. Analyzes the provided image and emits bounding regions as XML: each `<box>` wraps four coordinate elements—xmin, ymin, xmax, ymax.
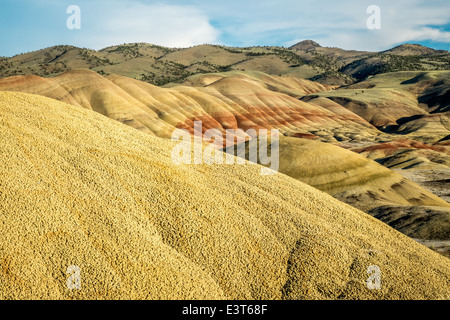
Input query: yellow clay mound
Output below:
<box><xmin>0</xmin><ymin>91</ymin><xmax>449</xmax><ymax>300</ymax></box>
<box><xmin>274</xmin><ymin>136</ymin><xmax>450</xmax><ymax>211</ymax></box>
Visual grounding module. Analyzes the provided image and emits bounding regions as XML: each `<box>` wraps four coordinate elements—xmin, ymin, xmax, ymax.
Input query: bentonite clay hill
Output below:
<box><xmin>0</xmin><ymin>91</ymin><xmax>449</xmax><ymax>299</ymax></box>
<box><xmin>0</xmin><ymin>69</ymin><xmax>379</xmax><ymax>144</ymax></box>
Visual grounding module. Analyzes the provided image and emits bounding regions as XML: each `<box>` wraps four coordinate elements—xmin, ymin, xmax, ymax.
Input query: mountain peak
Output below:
<box><xmin>290</xmin><ymin>40</ymin><xmax>321</xmax><ymax>51</ymax></box>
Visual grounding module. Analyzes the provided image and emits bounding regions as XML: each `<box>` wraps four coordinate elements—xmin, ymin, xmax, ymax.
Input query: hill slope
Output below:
<box><xmin>0</xmin><ymin>91</ymin><xmax>449</xmax><ymax>299</ymax></box>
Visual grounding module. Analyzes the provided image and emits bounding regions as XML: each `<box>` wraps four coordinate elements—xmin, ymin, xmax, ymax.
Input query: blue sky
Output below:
<box><xmin>0</xmin><ymin>0</ymin><xmax>449</xmax><ymax>57</ymax></box>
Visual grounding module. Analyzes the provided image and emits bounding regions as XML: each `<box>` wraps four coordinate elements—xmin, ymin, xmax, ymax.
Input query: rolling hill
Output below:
<box><xmin>0</xmin><ymin>69</ymin><xmax>379</xmax><ymax>144</ymax></box>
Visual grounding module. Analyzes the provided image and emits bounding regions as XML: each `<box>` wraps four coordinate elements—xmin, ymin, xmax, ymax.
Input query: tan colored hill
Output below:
<box><xmin>182</xmin><ymin>70</ymin><xmax>332</xmax><ymax>98</ymax></box>
<box><xmin>0</xmin><ymin>69</ymin><xmax>379</xmax><ymax>144</ymax></box>
<box><xmin>0</xmin><ymin>91</ymin><xmax>449</xmax><ymax>299</ymax></box>
<box><xmin>369</xmin><ymin>205</ymin><xmax>450</xmax><ymax>241</ymax></box>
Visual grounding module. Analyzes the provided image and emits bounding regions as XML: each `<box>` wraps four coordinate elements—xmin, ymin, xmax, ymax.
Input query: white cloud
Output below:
<box><xmin>70</xmin><ymin>0</ymin><xmax>219</xmax><ymax>49</ymax></box>
<box><xmin>195</xmin><ymin>0</ymin><xmax>450</xmax><ymax>51</ymax></box>
<box><xmin>62</xmin><ymin>0</ymin><xmax>450</xmax><ymax>51</ymax></box>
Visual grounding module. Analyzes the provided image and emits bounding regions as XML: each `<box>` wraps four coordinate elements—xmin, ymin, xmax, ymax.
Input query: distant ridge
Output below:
<box><xmin>1</xmin><ymin>41</ymin><xmax>448</xmax><ymax>86</ymax></box>
<box><xmin>382</xmin><ymin>43</ymin><xmax>442</xmax><ymax>56</ymax></box>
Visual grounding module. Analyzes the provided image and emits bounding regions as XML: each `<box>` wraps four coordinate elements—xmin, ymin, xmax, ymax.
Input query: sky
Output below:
<box><xmin>0</xmin><ymin>0</ymin><xmax>449</xmax><ymax>57</ymax></box>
